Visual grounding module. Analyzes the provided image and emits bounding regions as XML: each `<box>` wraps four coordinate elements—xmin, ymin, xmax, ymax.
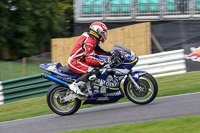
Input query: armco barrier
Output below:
<box><xmin>0</xmin><ymin>74</ymin><xmax>53</xmax><ymax>104</ymax></box>
<box><xmin>0</xmin><ymin>81</ymin><xmax>4</xmax><ymax>105</ymax></box>
<box><xmin>0</xmin><ymin>49</ymin><xmax>186</xmax><ymax>105</ymax></box>
<box><xmin>133</xmin><ymin>49</ymin><xmax>186</xmax><ymax>77</ymax></box>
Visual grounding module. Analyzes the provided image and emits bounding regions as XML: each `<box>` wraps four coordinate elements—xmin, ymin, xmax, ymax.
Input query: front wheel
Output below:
<box><xmin>124</xmin><ymin>73</ymin><xmax>158</xmax><ymax>104</ymax></box>
<box><xmin>46</xmin><ymin>84</ymin><xmax>81</xmax><ymax>116</ymax></box>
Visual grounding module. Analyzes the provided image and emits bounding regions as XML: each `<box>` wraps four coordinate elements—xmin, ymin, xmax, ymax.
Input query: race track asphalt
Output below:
<box><xmin>0</xmin><ymin>92</ymin><xmax>200</xmax><ymax>133</ymax></box>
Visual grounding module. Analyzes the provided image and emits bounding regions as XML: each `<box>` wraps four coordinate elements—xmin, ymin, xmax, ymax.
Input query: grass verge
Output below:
<box><xmin>0</xmin><ymin>71</ymin><xmax>200</xmax><ymax>122</ymax></box>
<box><xmin>58</xmin><ymin>115</ymin><xmax>200</xmax><ymax>133</ymax></box>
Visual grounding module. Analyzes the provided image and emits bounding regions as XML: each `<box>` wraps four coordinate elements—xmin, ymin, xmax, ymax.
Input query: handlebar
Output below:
<box><xmin>109</xmin><ymin>51</ymin><xmax>124</xmax><ymax>67</ymax></box>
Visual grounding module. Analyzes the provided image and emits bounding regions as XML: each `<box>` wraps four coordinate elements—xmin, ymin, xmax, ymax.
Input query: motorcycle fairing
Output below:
<box><xmin>83</xmin><ymin>69</ymin><xmax>125</xmax><ymax>105</ymax></box>
<box><xmin>83</xmin><ymin>88</ymin><xmax>124</xmax><ymax>105</ymax></box>
<box><xmin>131</xmin><ymin>71</ymin><xmax>147</xmax><ymax>80</ymax></box>
<box><xmin>39</xmin><ymin>62</ymin><xmax>80</xmax><ymax>79</ymax></box>
<box><xmin>121</xmin><ymin>52</ymin><xmax>139</xmax><ymax>70</ymax></box>
<box><xmin>94</xmin><ymin>55</ymin><xmax>109</xmax><ymax>60</ymax></box>
<box><xmin>92</xmin><ymin>70</ymin><xmax>124</xmax><ymax>95</ymax></box>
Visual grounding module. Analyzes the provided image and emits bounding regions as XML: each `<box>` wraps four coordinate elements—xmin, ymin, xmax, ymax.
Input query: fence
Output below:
<box><xmin>52</xmin><ymin>22</ymin><xmax>151</xmax><ymax>65</ymax></box>
<box><xmin>0</xmin><ymin>52</ymin><xmax>51</xmax><ymax>81</ymax></box>
<box><xmin>74</xmin><ymin>0</ymin><xmax>200</xmax><ymax>22</ymax></box>
<box><xmin>133</xmin><ymin>49</ymin><xmax>186</xmax><ymax>77</ymax></box>
<box><xmin>0</xmin><ymin>49</ymin><xmax>186</xmax><ymax>105</ymax></box>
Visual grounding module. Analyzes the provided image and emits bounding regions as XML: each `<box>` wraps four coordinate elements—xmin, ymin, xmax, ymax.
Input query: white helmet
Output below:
<box><xmin>89</xmin><ymin>22</ymin><xmax>108</xmax><ymax>43</ymax></box>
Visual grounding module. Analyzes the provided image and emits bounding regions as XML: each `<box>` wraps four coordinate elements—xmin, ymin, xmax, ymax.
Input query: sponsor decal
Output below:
<box><xmin>47</xmin><ymin>65</ymin><xmax>56</xmax><ymax>71</ymax></box>
<box><xmin>106</xmin><ymin>75</ymin><xmax>113</xmax><ymax>82</ymax></box>
<box><xmin>46</xmin><ymin>65</ymin><xmax>59</xmax><ymax>73</ymax></box>
<box><xmin>93</xmin><ymin>85</ymin><xmax>100</xmax><ymax>94</ymax></box>
<box><xmin>94</xmin><ymin>89</ymin><xmax>99</xmax><ymax>94</ymax></box>
<box><xmin>134</xmin><ymin>74</ymin><xmax>139</xmax><ymax>79</ymax></box>
<box><xmin>100</xmin><ymin>86</ymin><xmax>107</xmax><ymax>94</ymax></box>
<box><xmin>94</xmin><ymin>75</ymin><xmax>124</xmax><ymax>88</ymax></box>
<box><xmin>131</xmin><ymin>57</ymin><xmax>136</xmax><ymax>60</ymax></box>
<box><xmin>97</xmin><ymin>97</ymin><xmax>109</xmax><ymax>101</ymax></box>
<box><xmin>125</xmin><ymin>53</ymin><xmax>129</xmax><ymax>57</ymax></box>
<box><xmin>86</xmin><ymin>43</ymin><xmax>93</xmax><ymax>47</ymax></box>
<box><xmin>185</xmin><ymin>46</ymin><xmax>200</xmax><ymax>62</ymax></box>
<box><xmin>104</xmin><ymin>90</ymin><xmax>121</xmax><ymax>96</ymax></box>
<box><xmin>183</xmin><ymin>43</ymin><xmax>200</xmax><ymax>72</ymax></box>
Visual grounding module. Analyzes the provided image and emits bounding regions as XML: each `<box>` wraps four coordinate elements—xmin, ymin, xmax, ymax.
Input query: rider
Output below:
<box><xmin>67</xmin><ymin>22</ymin><xmax>111</xmax><ymax>95</ymax></box>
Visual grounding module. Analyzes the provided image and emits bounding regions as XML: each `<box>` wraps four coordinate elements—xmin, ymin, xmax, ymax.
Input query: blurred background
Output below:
<box><xmin>0</xmin><ymin>0</ymin><xmax>200</xmax><ymax>80</ymax></box>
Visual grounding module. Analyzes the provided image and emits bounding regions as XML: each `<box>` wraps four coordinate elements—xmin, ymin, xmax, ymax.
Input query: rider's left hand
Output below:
<box><xmin>107</xmin><ymin>51</ymin><xmax>112</xmax><ymax>56</ymax></box>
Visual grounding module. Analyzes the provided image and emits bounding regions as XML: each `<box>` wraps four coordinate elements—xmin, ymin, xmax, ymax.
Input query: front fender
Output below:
<box><xmin>123</xmin><ymin>71</ymin><xmax>147</xmax><ymax>89</ymax></box>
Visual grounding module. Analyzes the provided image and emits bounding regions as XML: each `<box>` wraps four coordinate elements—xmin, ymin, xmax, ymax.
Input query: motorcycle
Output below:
<box><xmin>39</xmin><ymin>44</ymin><xmax>158</xmax><ymax>116</ymax></box>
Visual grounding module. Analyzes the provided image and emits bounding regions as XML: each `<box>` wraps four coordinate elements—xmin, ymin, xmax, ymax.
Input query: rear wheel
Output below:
<box><xmin>47</xmin><ymin>84</ymin><xmax>81</xmax><ymax>116</ymax></box>
<box><xmin>124</xmin><ymin>73</ymin><xmax>158</xmax><ymax>104</ymax></box>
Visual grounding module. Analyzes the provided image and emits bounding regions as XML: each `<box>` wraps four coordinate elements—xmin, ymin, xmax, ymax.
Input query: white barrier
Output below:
<box><xmin>0</xmin><ymin>81</ymin><xmax>4</xmax><ymax>105</ymax></box>
<box><xmin>133</xmin><ymin>49</ymin><xmax>186</xmax><ymax>77</ymax></box>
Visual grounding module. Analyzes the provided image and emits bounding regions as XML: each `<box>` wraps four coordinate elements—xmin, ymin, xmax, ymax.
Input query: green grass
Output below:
<box><xmin>157</xmin><ymin>71</ymin><xmax>200</xmax><ymax>97</ymax></box>
<box><xmin>58</xmin><ymin>115</ymin><xmax>200</xmax><ymax>133</ymax></box>
<box><xmin>0</xmin><ymin>57</ymin><xmax>51</xmax><ymax>80</ymax></box>
<box><xmin>0</xmin><ymin>61</ymin><xmax>46</xmax><ymax>80</ymax></box>
<box><xmin>0</xmin><ymin>60</ymin><xmax>5</xmax><ymax>63</ymax></box>
<box><xmin>0</xmin><ymin>71</ymin><xmax>200</xmax><ymax>122</ymax></box>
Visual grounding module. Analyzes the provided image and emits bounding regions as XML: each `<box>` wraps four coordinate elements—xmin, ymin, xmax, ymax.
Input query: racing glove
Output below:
<box><xmin>107</xmin><ymin>51</ymin><xmax>112</xmax><ymax>56</ymax></box>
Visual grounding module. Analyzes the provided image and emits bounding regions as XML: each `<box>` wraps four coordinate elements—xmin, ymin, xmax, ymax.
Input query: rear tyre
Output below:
<box><xmin>124</xmin><ymin>73</ymin><xmax>158</xmax><ymax>104</ymax></box>
<box><xmin>47</xmin><ymin>84</ymin><xmax>81</xmax><ymax>116</ymax></box>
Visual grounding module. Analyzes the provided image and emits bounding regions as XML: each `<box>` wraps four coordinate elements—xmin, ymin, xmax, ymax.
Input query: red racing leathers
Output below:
<box><xmin>68</xmin><ymin>32</ymin><xmax>110</xmax><ymax>74</ymax></box>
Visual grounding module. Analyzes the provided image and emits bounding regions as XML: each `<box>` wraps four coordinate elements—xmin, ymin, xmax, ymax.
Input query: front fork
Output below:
<box><xmin>124</xmin><ymin>71</ymin><xmax>147</xmax><ymax>90</ymax></box>
<box><xmin>128</xmin><ymin>74</ymin><xmax>141</xmax><ymax>90</ymax></box>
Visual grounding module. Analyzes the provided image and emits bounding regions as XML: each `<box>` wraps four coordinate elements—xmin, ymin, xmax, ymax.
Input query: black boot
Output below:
<box><xmin>75</xmin><ymin>69</ymin><xmax>101</xmax><ymax>83</ymax></box>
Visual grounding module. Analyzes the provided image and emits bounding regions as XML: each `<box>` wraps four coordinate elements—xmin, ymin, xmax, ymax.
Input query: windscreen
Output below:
<box><xmin>111</xmin><ymin>44</ymin><xmax>130</xmax><ymax>53</ymax></box>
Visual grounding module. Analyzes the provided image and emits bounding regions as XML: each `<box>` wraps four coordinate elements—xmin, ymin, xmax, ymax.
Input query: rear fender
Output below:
<box><xmin>123</xmin><ymin>71</ymin><xmax>147</xmax><ymax>89</ymax></box>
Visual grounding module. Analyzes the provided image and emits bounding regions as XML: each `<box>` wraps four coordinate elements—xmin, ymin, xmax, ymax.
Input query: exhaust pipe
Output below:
<box><xmin>41</xmin><ymin>72</ymin><xmax>68</xmax><ymax>87</ymax></box>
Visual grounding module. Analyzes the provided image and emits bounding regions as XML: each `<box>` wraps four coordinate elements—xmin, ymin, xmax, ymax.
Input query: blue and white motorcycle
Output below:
<box><xmin>40</xmin><ymin>44</ymin><xmax>158</xmax><ymax>116</ymax></box>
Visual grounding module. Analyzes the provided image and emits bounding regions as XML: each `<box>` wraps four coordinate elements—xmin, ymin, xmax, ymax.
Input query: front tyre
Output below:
<box><xmin>124</xmin><ymin>73</ymin><xmax>158</xmax><ymax>104</ymax></box>
<box><xmin>47</xmin><ymin>84</ymin><xmax>81</xmax><ymax>116</ymax></box>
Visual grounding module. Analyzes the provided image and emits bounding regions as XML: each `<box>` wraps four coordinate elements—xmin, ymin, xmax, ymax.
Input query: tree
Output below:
<box><xmin>0</xmin><ymin>0</ymin><xmax>73</xmax><ymax>60</ymax></box>
<box><xmin>0</xmin><ymin>0</ymin><xmax>10</xmax><ymax>59</ymax></box>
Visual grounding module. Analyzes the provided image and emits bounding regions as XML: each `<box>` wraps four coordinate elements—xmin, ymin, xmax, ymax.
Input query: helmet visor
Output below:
<box><xmin>100</xmin><ymin>31</ymin><xmax>107</xmax><ymax>40</ymax></box>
